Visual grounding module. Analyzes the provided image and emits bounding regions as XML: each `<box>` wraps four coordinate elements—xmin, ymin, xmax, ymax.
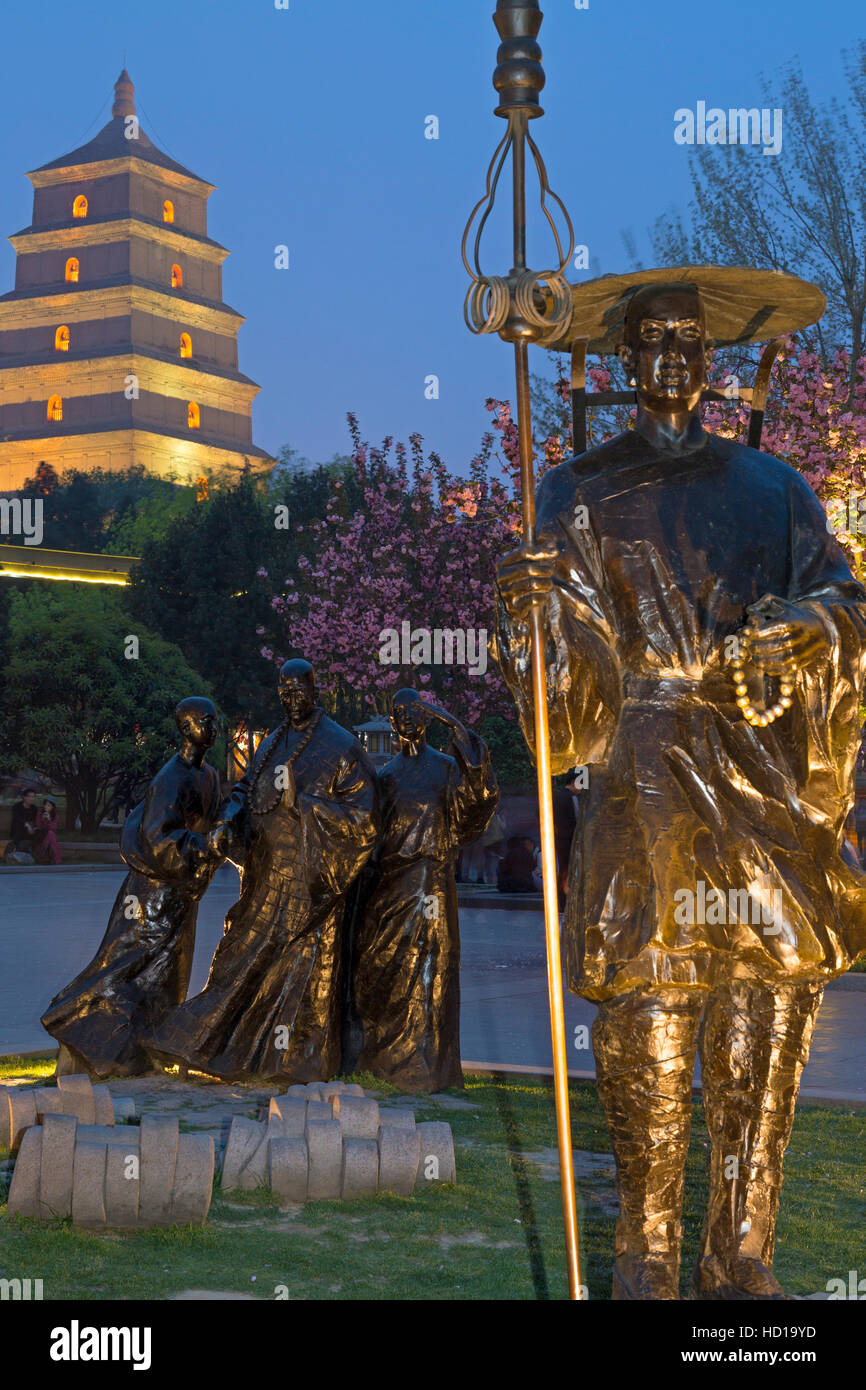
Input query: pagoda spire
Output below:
<box><xmin>112</xmin><ymin>69</ymin><xmax>135</xmax><ymax>119</ymax></box>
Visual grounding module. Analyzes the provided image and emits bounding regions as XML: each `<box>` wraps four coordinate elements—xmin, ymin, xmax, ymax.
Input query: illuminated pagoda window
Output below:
<box><xmin>187</xmin><ymin>401</ymin><xmax>200</xmax><ymax>429</ymax></box>
<box><xmin>171</xmin><ymin>263</ymin><xmax>182</xmax><ymax>288</ymax></box>
<box><xmin>47</xmin><ymin>395</ymin><xmax>63</xmax><ymax>422</ymax></box>
<box><xmin>72</xmin><ymin>194</ymin><xmax>88</xmax><ymax>219</ymax></box>
<box><xmin>180</xmin><ymin>332</ymin><xmax>192</xmax><ymax>359</ymax></box>
<box><xmin>65</xmin><ymin>257</ymin><xmax>79</xmax><ymax>282</ymax></box>
<box><xmin>163</xmin><ymin>199</ymin><xmax>174</xmax><ymax>223</ymax></box>
<box><xmin>55</xmin><ymin>325</ymin><xmax>70</xmax><ymax>352</ymax></box>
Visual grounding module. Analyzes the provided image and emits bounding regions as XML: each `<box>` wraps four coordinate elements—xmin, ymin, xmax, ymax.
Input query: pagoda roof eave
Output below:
<box><xmin>0</xmin><ymin>418</ymin><xmax>274</xmax><ymax>461</ymax></box>
<box><xmin>26</xmin><ymin>154</ymin><xmax>216</xmax><ymax>196</ymax></box>
<box><xmin>9</xmin><ymin>214</ymin><xmax>229</xmax><ymax>257</ymax></box>
<box><xmin>0</xmin><ymin>344</ymin><xmax>262</xmax><ymax>391</ymax></box>
<box><xmin>28</xmin><ymin>116</ymin><xmax>211</xmax><ymax>187</ymax></box>
<box><xmin>0</xmin><ymin>276</ymin><xmax>246</xmax><ymax>322</ymax></box>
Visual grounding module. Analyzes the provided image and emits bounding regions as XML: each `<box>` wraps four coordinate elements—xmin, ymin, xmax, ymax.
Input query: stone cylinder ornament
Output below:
<box><xmin>7</xmin><ymin>1115</ymin><xmax>213</xmax><ymax>1228</ymax></box>
<box><xmin>219</xmin><ymin>1082</ymin><xmax>456</xmax><ymax>1204</ymax></box>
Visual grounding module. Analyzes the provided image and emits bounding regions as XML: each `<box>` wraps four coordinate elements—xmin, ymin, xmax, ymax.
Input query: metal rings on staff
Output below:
<box><xmin>464</xmin><ymin>275</ymin><xmax>511</xmax><ymax>334</ymax></box>
<box><xmin>514</xmin><ymin>268</ymin><xmax>574</xmax><ymax>340</ymax></box>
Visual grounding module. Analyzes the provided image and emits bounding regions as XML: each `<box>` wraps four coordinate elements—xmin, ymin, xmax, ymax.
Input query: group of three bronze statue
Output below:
<box><xmin>42</xmin><ymin>669</ymin><xmax>498</xmax><ymax>1095</ymax></box>
<box><xmin>42</xmin><ymin>281</ymin><xmax>866</xmax><ymax>1300</ymax></box>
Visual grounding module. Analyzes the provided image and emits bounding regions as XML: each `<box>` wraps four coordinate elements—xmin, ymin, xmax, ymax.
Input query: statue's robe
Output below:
<box><xmin>493</xmin><ymin>430</ymin><xmax>866</xmax><ymax>1001</ymax></box>
<box><xmin>146</xmin><ymin>711</ymin><xmax>378</xmax><ymax>1083</ymax></box>
<box><xmin>41</xmin><ymin>753</ymin><xmax>220</xmax><ymax>1077</ymax></box>
<box><xmin>352</xmin><ymin>726</ymin><xmax>498</xmax><ymax>1091</ymax></box>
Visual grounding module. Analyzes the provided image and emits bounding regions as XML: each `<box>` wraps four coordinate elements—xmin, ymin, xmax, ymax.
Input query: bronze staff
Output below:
<box><xmin>461</xmin><ymin>0</ymin><xmax>582</xmax><ymax>1299</ymax></box>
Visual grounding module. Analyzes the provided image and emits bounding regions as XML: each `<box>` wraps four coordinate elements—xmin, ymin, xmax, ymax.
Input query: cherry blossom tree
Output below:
<box><xmin>258</xmin><ymin>415</ymin><xmax>521</xmax><ymax>729</ymax></box>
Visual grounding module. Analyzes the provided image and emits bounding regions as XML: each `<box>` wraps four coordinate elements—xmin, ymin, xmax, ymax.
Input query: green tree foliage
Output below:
<box><xmin>127</xmin><ymin>460</ymin><xmax>363</xmax><ymax>733</ymax></box>
<box><xmin>127</xmin><ymin>477</ymin><xmax>284</xmax><ymax>733</ymax></box>
<box><xmin>103</xmin><ymin>486</ymin><xmax>197</xmax><ymax>554</ymax></box>
<box><xmin>21</xmin><ymin>464</ymin><xmax>196</xmax><ymax>554</ymax></box>
<box><xmin>2</xmin><ymin>457</ymin><xmax>363</xmax><ymax>749</ymax></box>
<box><xmin>0</xmin><ymin>585</ymin><xmax>214</xmax><ymax>832</ymax></box>
<box><xmin>477</xmin><ymin>714</ymin><xmax>536</xmax><ymax>794</ymax></box>
<box><xmin>269</xmin><ymin>448</ymin><xmax>361</xmax><ymax>531</ymax></box>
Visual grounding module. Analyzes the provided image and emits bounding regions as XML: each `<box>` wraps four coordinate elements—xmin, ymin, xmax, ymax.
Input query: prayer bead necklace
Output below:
<box><xmin>729</xmin><ymin>626</ymin><xmax>795</xmax><ymax>727</ymax></box>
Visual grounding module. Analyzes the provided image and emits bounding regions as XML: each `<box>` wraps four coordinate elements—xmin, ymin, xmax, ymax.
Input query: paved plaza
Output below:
<box><xmin>2</xmin><ymin>865</ymin><xmax>865</xmax><ymax>1103</ymax></box>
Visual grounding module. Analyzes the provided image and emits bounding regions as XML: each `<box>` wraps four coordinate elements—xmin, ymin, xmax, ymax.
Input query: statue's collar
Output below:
<box><xmin>635</xmin><ymin>415</ymin><xmax>708</xmax><ymax>456</ymax></box>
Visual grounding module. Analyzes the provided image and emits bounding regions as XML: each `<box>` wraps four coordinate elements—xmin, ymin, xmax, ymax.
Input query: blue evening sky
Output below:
<box><xmin>0</xmin><ymin>0</ymin><xmax>862</xmax><ymax>472</ymax></box>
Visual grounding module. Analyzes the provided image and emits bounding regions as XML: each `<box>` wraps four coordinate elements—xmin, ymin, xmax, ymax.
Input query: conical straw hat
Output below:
<box><xmin>541</xmin><ymin>265</ymin><xmax>826</xmax><ymax>354</ymax></box>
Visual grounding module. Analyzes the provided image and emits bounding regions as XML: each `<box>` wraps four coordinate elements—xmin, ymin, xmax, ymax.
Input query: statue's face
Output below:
<box><xmin>181</xmin><ymin>706</ymin><xmax>218</xmax><ymax>748</ymax></box>
<box><xmin>391</xmin><ymin>693</ymin><xmax>426</xmax><ymax>742</ymax></box>
<box><xmin>620</xmin><ymin>286</ymin><xmax>708</xmax><ymax>413</ymax></box>
<box><xmin>279</xmin><ymin>673</ymin><xmax>316</xmax><ymax>726</ymax></box>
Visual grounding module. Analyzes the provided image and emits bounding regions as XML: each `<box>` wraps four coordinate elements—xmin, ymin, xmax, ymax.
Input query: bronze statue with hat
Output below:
<box><xmin>465</xmin><ymin>1</ymin><xmax>866</xmax><ymax>1299</ymax></box>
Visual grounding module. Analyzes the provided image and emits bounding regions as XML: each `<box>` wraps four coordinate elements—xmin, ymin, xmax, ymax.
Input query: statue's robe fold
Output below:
<box><xmin>493</xmin><ymin>431</ymin><xmax>866</xmax><ymax>1000</ymax></box>
<box><xmin>41</xmin><ymin>754</ymin><xmax>220</xmax><ymax>1077</ymax></box>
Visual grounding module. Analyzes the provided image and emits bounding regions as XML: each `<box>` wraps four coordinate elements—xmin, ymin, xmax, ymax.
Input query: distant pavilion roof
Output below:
<box><xmin>354</xmin><ymin>718</ymin><xmax>394</xmax><ymax>734</ymax></box>
<box><xmin>29</xmin><ymin>71</ymin><xmax>211</xmax><ymax>188</ymax></box>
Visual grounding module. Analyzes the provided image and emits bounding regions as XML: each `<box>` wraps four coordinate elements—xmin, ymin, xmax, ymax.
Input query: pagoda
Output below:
<box><xmin>0</xmin><ymin>71</ymin><xmax>271</xmax><ymax>492</ymax></box>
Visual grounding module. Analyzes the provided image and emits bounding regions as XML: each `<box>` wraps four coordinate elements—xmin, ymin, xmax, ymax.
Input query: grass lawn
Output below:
<box><xmin>1</xmin><ymin>1062</ymin><xmax>863</xmax><ymax>1301</ymax></box>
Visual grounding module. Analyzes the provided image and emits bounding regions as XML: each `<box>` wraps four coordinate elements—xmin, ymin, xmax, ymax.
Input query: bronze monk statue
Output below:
<box><xmin>42</xmin><ymin>696</ymin><xmax>221</xmax><ymax>1078</ymax></box>
<box><xmin>494</xmin><ymin>279</ymin><xmax>866</xmax><ymax>1300</ymax></box>
<box><xmin>144</xmin><ymin>659</ymin><xmax>379</xmax><ymax>1083</ymax></box>
<box><xmin>351</xmin><ymin>689</ymin><xmax>498</xmax><ymax>1092</ymax></box>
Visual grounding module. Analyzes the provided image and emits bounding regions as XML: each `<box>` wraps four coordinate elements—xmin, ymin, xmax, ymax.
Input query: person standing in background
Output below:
<box><xmin>9</xmin><ymin>787</ymin><xmax>37</xmax><ymax>853</ymax></box>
